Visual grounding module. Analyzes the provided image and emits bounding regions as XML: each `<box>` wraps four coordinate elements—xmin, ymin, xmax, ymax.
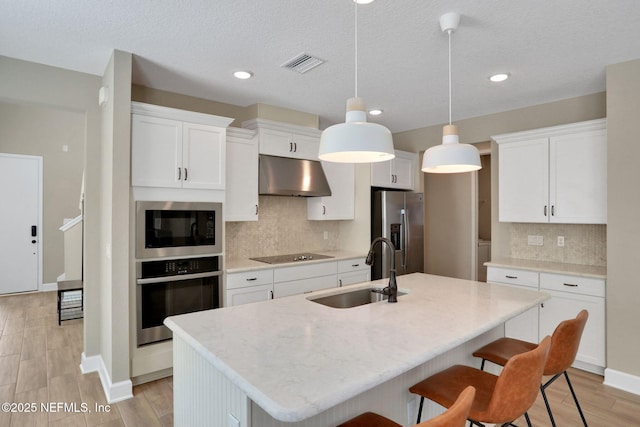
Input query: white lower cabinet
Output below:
<box><xmin>539</xmin><ymin>273</ymin><xmax>606</xmax><ymax>371</ymax></box>
<box><xmin>337</xmin><ymin>258</ymin><xmax>370</xmax><ymax>287</ymax></box>
<box><xmin>225</xmin><ymin>269</ymin><xmax>274</xmax><ymax>306</ymax></box>
<box><xmin>273</xmin><ymin>262</ymin><xmax>338</xmax><ymax>298</ymax></box>
<box><xmin>226</xmin><ymin>260</ymin><xmax>353</xmax><ymax>306</ymax></box>
<box><xmin>487</xmin><ymin>266</ymin><xmax>606</xmax><ymax>373</ymax></box>
<box><xmin>487</xmin><ymin>267</ymin><xmax>539</xmax><ymax>342</ymax></box>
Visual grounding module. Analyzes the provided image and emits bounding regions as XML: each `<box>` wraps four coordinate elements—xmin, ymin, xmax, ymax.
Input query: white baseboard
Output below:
<box><xmin>80</xmin><ymin>352</ymin><xmax>133</xmax><ymax>403</ymax></box>
<box><xmin>604</xmin><ymin>368</ymin><xmax>640</xmax><ymax>396</ymax></box>
<box><xmin>41</xmin><ymin>282</ymin><xmax>58</xmax><ymax>292</ymax></box>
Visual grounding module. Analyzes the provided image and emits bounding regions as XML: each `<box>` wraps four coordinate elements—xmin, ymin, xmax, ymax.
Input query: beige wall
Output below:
<box><xmin>100</xmin><ymin>50</ymin><xmax>133</xmax><ymax>385</ymax></box>
<box><xmin>0</xmin><ymin>101</ymin><xmax>84</xmax><ymax>283</ymax></box>
<box><xmin>0</xmin><ymin>55</ymin><xmax>103</xmax><ymax>361</ymax></box>
<box><xmin>606</xmin><ymin>58</ymin><xmax>640</xmax><ymax>378</ymax></box>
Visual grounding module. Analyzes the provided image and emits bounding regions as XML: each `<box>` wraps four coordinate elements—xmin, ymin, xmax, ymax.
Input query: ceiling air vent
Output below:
<box><xmin>281</xmin><ymin>53</ymin><xmax>325</xmax><ymax>74</ymax></box>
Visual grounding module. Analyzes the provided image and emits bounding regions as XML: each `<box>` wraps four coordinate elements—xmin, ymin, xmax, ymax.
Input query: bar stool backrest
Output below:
<box><xmin>418</xmin><ymin>385</ymin><xmax>475</xmax><ymax>427</ymax></box>
<box><xmin>545</xmin><ymin>310</ymin><xmax>589</xmax><ymax>376</ymax></box>
<box><xmin>484</xmin><ymin>336</ymin><xmax>550</xmax><ymax>423</ymax></box>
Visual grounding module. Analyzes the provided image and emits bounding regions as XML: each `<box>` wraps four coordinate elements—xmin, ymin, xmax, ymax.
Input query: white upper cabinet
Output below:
<box><xmin>225</xmin><ymin>128</ymin><xmax>259</xmax><ymax>221</ymax></box>
<box><xmin>242</xmin><ymin>119</ymin><xmax>321</xmax><ymax>161</ymax></box>
<box><xmin>131</xmin><ymin>102</ymin><xmax>233</xmax><ymax>190</ymax></box>
<box><xmin>131</xmin><ymin>114</ymin><xmax>183</xmax><ymax>188</ymax></box>
<box><xmin>307</xmin><ymin>161</ymin><xmax>355</xmax><ymax>220</ymax></box>
<box><xmin>495</xmin><ymin>119</ymin><xmax>606</xmax><ymax>224</ymax></box>
<box><xmin>371</xmin><ymin>150</ymin><xmax>417</xmax><ymax>190</ymax></box>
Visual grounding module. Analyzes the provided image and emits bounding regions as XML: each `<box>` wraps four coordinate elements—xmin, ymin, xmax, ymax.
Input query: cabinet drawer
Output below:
<box><xmin>338</xmin><ymin>258</ymin><xmax>369</xmax><ymax>273</ymax></box>
<box><xmin>226</xmin><ymin>269</ymin><xmax>273</xmax><ymax>290</ymax></box>
<box><xmin>540</xmin><ymin>273</ymin><xmax>605</xmax><ymax>297</ymax></box>
<box><xmin>274</xmin><ymin>261</ymin><xmax>337</xmax><ymax>283</ymax></box>
<box><xmin>486</xmin><ymin>267</ymin><xmax>539</xmax><ymax>288</ymax></box>
<box><xmin>273</xmin><ymin>275</ymin><xmax>336</xmax><ymax>298</ymax></box>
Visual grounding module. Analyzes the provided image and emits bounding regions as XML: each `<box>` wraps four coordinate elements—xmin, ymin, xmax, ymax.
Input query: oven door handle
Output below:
<box><xmin>136</xmin><ymin>271</ymin><xmax>222</xmax><ymax>285</ymax></box>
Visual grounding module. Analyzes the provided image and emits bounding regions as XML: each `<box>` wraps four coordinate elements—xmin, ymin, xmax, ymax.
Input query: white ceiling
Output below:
<box><xmin>2</xmin><ymin>0</ymin><xmax>640</xmax><ymax>133</ymax></box>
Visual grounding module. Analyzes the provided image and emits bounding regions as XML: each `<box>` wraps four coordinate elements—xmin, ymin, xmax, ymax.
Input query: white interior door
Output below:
<box><xmin>0</xmin><ymin>154</ymin><xmax>41</xmax><ymax>294</ymax></box>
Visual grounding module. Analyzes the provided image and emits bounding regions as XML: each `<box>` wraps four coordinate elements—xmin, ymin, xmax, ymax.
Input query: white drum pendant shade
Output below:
<box><xmin>422</xmin><ymin>124</ymin><xmax>481</xmax><ymax>173</ymax></box>
<box><xmin>319</xmin><ymin>97</ymin><xmax>395</xmax><ymax>163</ymax></box>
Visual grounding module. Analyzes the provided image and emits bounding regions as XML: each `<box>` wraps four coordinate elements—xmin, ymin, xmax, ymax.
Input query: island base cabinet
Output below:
<box><xmin>171</xmin><ymin>327</ymin><xmax>503</xmax><ymax>427</ymax></box>
<box><xmin>173</xmin><ymin>335</ymin><xmax>250</xmax><ymax>427</ymax></box>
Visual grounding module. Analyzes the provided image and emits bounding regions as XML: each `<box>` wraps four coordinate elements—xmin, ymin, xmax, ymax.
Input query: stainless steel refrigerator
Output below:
<box><xmin>371</xmin><ymin>190</ymin><xmax>424</xmax><ymax>280</ymax></box>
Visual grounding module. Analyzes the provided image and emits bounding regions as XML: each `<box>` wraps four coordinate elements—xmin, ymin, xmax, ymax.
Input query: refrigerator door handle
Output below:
<box><xmin>400</xmin><ymin>209</ymin><xmax>408</xmax><ymax>270</ymax></box>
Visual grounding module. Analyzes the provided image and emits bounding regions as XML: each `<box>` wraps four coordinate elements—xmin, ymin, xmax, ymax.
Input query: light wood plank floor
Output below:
<box><xmin>2</xmin><ymin>291</ymin><xmax>639</xmax><ymax>426</ymax></box>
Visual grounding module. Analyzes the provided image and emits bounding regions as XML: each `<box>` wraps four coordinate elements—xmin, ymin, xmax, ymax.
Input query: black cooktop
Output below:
<box><xmin>249</xmin><ymin>253</ymin><xmax>333</xmax><ymax>265</ymax></box>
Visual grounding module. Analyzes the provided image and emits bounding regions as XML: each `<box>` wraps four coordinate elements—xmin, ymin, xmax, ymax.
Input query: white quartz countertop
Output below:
<box><xmin>164</xmin><ymin>273</ymin><xmax>548</xmax><ymax>422</ymax></box>
<box><xmin>225</xmin><ymin>250</ymin><xmax>367</xmax><ymax>273</ymax></box>
<box><xmin>486</xmin><ymin>258</ymin><xmax>606</xmax><ymax>279</ymax></box>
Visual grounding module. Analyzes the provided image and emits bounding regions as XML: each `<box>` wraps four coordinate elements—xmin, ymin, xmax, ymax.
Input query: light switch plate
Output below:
<box><xmin>557</xmin><ymin>236</ymin><xmax>565</xmax><ymax>247</ymax></box>
<box><xmin>527</xmin><ymin>235</ymin><xmax>544</xmax><ymax>246</ymax></box>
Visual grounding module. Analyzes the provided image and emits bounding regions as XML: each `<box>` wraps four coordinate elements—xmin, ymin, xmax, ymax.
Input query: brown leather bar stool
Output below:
<box><xmin>409</xmin><ymin>336</ymin><xmax>550</xmax><ymax>427</ymax></box>
<box><xmin>472</xmin><ymin>310</ymin><xmax>589</xmax><ymax>427</ymax></box>
<box><xmin>337</xmin><ymin>385</ymin><xmax>475</xmax><ymax>427</ymax></box>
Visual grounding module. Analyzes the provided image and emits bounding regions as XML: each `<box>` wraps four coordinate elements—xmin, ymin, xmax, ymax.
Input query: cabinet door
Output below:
<box><xmin>226</xmin><ymin>284</ymin><xmax>273</xmax><ymax>306</ymax></box>
<box><xmin>549</xmin><ymin>129</ymin><xmax>607</xmax><ymax>223</ymax></box>
<box><xmin>182</xmin><ymin>123</ymin><xmax>225</xmax><ymax>189</ymax></box>
<box><xmin>498</xmin><ymin>138</ymin><xmax>549</xmax><ymax>222</ymax></box>
<box><xmin>226</xmin><ymin>135</ymin><xmax>259</xmax><ymax>221</ymax></box>
<box><xmin>391</xmin><ymin>151</ymin><xmax>416</xmax><ymax>190</ymax></box>
<box><xmin>291</xmin><ymin>133</ymin><xmax>320</xmax><ymax>160</ymax></box>
<box><xmin>539</xmin><ymin>290</ymin><xmax>605</xmax><ymax>370</ymax></box>
<box><xmin>258</xmin><ymin>128</ymin><xmax>294</xmax><ymax>158</ymax></box>
<box><xmin>307</xmin><ymin>162</ymin><xmax>355</xmax><ymax>220</ymax></box>
<box><xmin>338</xmin><ymin>270</ymin><xmax>371</xmax><ymax>287</ymax></box>
<box><xmin>370</xmin><ymin>159</ymin><xmax>393</xmax><ymax>188</ymax></box>
<box><xmin>131</xmin><ymin>114</ymin><xmax>182</xmax><ymax>188</ymax></box>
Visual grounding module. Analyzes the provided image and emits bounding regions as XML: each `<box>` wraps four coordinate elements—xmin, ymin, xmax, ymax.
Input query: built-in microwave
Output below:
<box><xmin>135</xmin><ymin>201</ymin><xmax>222</xmax><ymax>259</ymax></box>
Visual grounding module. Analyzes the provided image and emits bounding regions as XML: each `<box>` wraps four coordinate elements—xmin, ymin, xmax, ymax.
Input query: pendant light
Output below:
<box><xmin>422</xmin><ymin>12</ymin><xmax>481</xmax><ymax>174</ymax></box>
<box><xmin>318</xmin><ymin>0</ymin><xmax>395</xmax><ymax>163</ymax></box>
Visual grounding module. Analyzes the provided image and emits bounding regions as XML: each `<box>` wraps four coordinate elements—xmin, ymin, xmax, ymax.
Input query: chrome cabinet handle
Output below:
<box><xmin>246</xmin><ymin>277</ymin><xmax>257</xmax><ymax>281</ymax></box>
<box><xmin>269</xmin><ymin>290</ymin><xmax>274</xmax><ymax>299</ymax></box>
<box><xmin>322</xmin><ymin>205</ymin><xmax>326</xmax><ymax>215</ymax></box>
<box><xmin>293</xmin><ymin>142</ymin><xmax>297</xmax><ymax>152</ymax></box>
<box><xmin>184</xmin><ymin>168</ymin><xmax>188</xmax><ymax>181</ymax></box>
<box><xmin>289</xmin><ymin>142</ymin><xmax>293</xmax><ymax>152</ymax></box>
<box><xmin>177</xmin><ymin>167</ymin><xmax>181</xmax><ymax>180</ymax></box>
<box><xmin>551</xmin><ymin>205</ymin><xmax>555</xmax><ymax>216</ymax></box>
<box><xmin>506</xmin><ymin>275</ymin><xmax>518</xmax><ymax>279</ymax></box>
<box><xmin>255</xmin><ymin>204</ymin><xmax>259</xmax><ymax>215</ymax></box>
<box><xmin>544</xmin><ymin>205</ymin><xmax>547</xmax><ymax>216</ymax></box>
<box><xmin>339</xmin><ymin>279</ymin><xmax>343</xmax><ymax>287</ymax></box>
<box><xmin>351</xmin><ymin>264</ymin><xmax>359</xmax><ymax>267</ymax></box>
<box><xmin>563</xmin><ymin>283</ymin><xmax>578</xmax><ymax>287</ymax></box>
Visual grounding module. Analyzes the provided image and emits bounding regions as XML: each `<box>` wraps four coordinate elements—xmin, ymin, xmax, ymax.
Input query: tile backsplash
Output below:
<box><xmin>225</xmin><ymin>196</ymin><xmax>341</xmax><ymax>259</ymax></box>
<box><xmin>509</xmin><ymin>223</ymin><xmax>606</xmax><ymax>266</ymax></box>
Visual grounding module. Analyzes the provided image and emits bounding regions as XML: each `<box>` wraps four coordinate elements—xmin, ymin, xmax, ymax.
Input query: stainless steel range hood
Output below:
<box><xmin>259</xmin><ymin>155</ymin><xmax>331</xmax><ymax>197</ymax></box>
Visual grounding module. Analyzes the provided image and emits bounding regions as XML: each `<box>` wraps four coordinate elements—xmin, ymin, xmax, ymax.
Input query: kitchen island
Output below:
<box><xmin>164</xmin><ymin>273</ymin><xmax>548</xmax><ymax>427</ymax></box>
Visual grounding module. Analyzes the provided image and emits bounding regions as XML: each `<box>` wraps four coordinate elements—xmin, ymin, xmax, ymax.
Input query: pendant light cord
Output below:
<box><xmin>448</xmin><ymin>29</ymin><xmax>452</xmax><ymax>126</ymax></box>
<box><xmin>354</xmin><ymin>1</ymin><xmax>358</xmax><ymax>98</ymax></box>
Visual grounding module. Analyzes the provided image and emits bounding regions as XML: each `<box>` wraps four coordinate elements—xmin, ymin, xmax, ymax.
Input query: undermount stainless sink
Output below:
<box><xmin>309</xmin><ymin>288</ymin><xmax>407</xmax><ymax>309</ymax></box>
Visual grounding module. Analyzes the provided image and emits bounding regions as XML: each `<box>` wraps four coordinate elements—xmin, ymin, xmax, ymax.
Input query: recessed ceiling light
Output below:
<box><xmin>368</xmin><ymin>109</ymin><xmax>383</xmax><ymax>116</ymax></box>
<box><xmin>489</xmin><ymin>73</ymin><xmax>510</xmax><ymax>82</ymax></box>
<box><xmin>233</xmin><ymin>71</ymin><xmax>253</xmax><ymax>80</ymax></box>
<box><xmin>354</xmin><ymin>0</ymin><xmax>375</xmax><ymax>4</ymax></box>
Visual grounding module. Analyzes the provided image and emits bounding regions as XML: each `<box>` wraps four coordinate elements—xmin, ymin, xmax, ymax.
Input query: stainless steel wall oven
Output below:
<box><xmin>136</xmin><ymin>256</ymin><xmax>222</xmax><ymax>346</ymax></box>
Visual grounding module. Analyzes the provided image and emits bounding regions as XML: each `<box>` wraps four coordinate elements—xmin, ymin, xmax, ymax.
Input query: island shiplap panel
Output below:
<box><xmin>173</xmin><ymin>335</ymin><xmax>250</xmax><ymax>427</ymax></box>
<box><xmin>250</xmin><ymin>327</ymin><xmax>503</xmax><ymax>427</ymax></box>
